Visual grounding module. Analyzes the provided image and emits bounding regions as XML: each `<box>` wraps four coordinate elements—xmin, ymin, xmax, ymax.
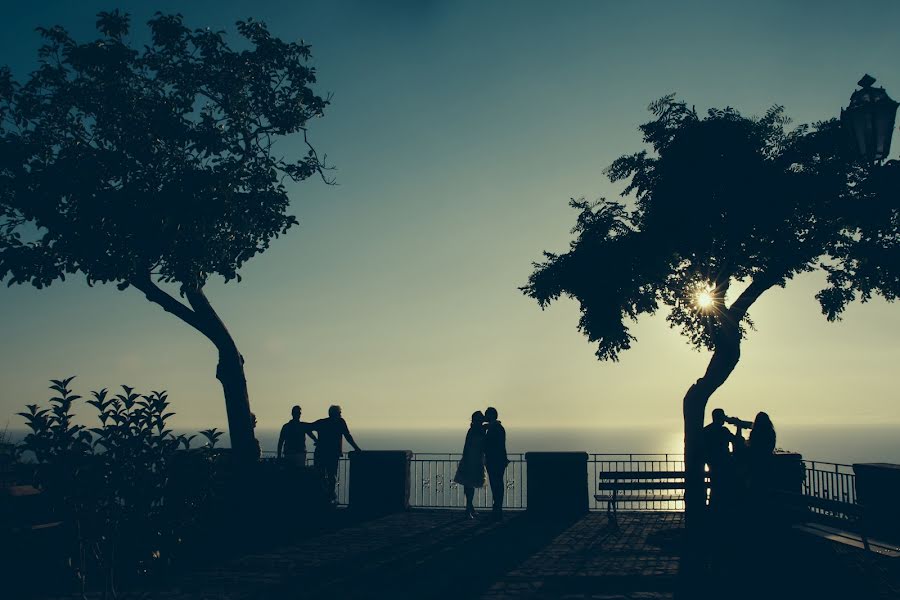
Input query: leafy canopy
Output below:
<box><xmin>0</xmin><ymin>11</ymin><xmax>330</xmax><ymax>291</ymax></box>
<box><xmin>522</xmin><ymin>96</ymin><xmax>900</xmax><ymax>360</ymax></box>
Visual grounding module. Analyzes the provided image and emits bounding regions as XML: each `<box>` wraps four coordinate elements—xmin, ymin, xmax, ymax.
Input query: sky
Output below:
<box><xmin>1</xmin><ymin>0</ymin><xmax>899</xmax><ymax>435</ymax></box>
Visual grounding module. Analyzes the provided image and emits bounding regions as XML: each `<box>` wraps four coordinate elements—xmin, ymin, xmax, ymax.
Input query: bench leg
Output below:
<box><xmin>859</xmin><ymin>512</ymin><xmax>871</xmax><ymax>552</ymax></box>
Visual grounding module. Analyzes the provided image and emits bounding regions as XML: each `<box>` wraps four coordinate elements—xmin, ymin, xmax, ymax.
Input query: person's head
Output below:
<box><xmin>711</xmin><ymin>408</ymin><xmax>726</xmax><ymax>426</ymax></box>
<box><xmin>328</xmin><ymin>405</ymin><xmax>342</xmax><ymax>419</ymax></box>
<box><xmin>485</xmin><ymin>407</ymin><xmax>498</xmax><ymax>422</ymax></box>
<box><xmin>250</xmin><ymin>412</ymin><xmax>258</xmax><ymax>428</ymax></box>
<box><xmin>470</xmin><ymin>410</ymin><xmax>485</xmax><ymax>426</ymax></box>
<box><xmin>752</xmin><ymin>411</ymin><xmax>774</xmax><ymax>433</ymax></box>
<box><xmin>291</xmin><ymin>405</ymin><xmax>301</xmax><ymax>420</ymax></box>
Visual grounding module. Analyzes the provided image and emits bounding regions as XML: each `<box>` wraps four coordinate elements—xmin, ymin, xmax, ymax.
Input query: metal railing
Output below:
<box><xmin>261</xmin><ymin>451</ymin><xmax>860</xmax><ymax>515</ymax></box>
<box><xmin>410</xmin><ymin>453</ymin><xmax>526</xmax><ymax>509</ymax></box>
<box><xmin>589</xmin><ymin>453</ymin><xmax>686</xmax><ymax>511</ymax></box>
<box><xmin>261</xmin><ymin>451</ymin><xmax>350</xmax><ymax>505</ymax></box>
<box><xmin>802</xmin><ymin>460</ymin><xmax>857</xmax><ymax>520</ymax></box>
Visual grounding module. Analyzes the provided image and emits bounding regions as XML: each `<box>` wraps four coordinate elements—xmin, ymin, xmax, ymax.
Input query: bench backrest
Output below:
<box><xmin>598</xmin><ymin>471</ymin><xmax>708</xmax><ymax>492</ymax></box>
<box><xmin>600</xmin><ymin>471</ymin><xmax>686</xmax><ymax>480</ymax></box>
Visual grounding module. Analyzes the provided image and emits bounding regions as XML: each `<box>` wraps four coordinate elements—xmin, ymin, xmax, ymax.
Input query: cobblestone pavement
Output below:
<box><xmin>42</xmin><ymin>511</ymin><xmax>900</xmax><ymax>600</ymax></box>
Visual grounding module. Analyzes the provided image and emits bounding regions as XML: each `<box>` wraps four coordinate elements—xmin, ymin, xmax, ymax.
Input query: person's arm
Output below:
<box><xmin>277</xmin><ymin>425</ymin><xmax>285</xmax><ymax>459</ymax></box>
<box><xmin>342</xmin><ymin>420</ymin><xmax>361</xmax><ymax>452</ymax></box>
<box><xmin>303</xmin><ymin>423</ymin><xmax>318</xmax><ymax>444</ymax></box>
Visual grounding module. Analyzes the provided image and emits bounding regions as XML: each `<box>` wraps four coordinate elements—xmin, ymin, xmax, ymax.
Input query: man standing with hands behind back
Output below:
<box><xmin>483</xmin><ymin>406</ymin><xmax>510</xmax><ymax>520</ymax></box>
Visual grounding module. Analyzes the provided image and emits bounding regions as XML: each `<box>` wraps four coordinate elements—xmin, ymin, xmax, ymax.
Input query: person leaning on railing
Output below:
<box><xmin>311</xmin><ymin>405</ymin><xmax>361</xmax><ymax>504</ymax></box>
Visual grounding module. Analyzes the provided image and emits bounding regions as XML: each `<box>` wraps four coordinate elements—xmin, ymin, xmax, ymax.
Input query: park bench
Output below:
<box><xmin>595</xmin><ymin>470</ymin><xmax>709</xmax><ymax>521</ymax></box>
<box><xmin>1</xmin><ymin>485</ymin><xmax>63</xmax><ymax>533</ymax></box>
<box><xmin>777</xmin><ymin>491</ymin><xmax>900</xmax><ymax>558</ymax></box>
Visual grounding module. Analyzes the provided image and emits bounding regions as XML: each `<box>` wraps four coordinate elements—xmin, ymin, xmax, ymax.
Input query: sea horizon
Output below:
<box><xmin>7</xmin><ymin>423</ymin><xmax>898</xmax><ymax>465</ymax></box>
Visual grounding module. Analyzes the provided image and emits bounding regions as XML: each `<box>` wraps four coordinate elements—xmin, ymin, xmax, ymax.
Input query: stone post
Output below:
<box><xmin>348</xmin><ymin>450</ymin><xmax>412</xmax><ymax>515</ymax></box>
<box><xmin>853</xmin><ymin>463</ymin><xmax>900</xmax><ymax>539</ymax></box>
<box><xmin>770</xmin><ymin>451</ymin><xmax>805</xmax><ymax>493</ymax></box>
<box><xmin>525</xmin><ymin>452</ymin><xmax>588</xmax><ymax>516</ymax></box>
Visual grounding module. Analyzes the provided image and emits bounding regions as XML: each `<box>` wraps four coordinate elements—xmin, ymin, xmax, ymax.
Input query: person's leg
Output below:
<box><xmin>325</xmin><ymin>458</ymin><xmax>339</xmax><ymax>502</ymax></box>
<box><xmin>464</xmin><ymin>486</ymin><xmax>475</xmax><ymax>517</ymax></box>
<box><xmin>487</xmin><ymin>466</ymin><xmax>506</xmax><ymax>516</ymax></box>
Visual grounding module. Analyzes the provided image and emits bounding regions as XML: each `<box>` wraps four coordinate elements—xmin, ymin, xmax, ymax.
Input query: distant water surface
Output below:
<box><xmin>251</xmin><ymin>424</ymin><xmax>900</xmax><ymax>465</ymax></box>
<box><xmin>6</xmin><ymin>425</ymin><xmax>899</xmax><ymax>465</ymax></box>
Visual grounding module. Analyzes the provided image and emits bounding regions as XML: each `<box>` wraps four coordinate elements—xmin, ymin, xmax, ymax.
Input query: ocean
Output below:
<box><xmin>7</xmin><ymin>424</ymin><xmax>899</xmax><ymax>465</ymax></box>
<box><xmin>251</xmin><ymin>424</ymin><xmax>900</xmax><ymax>465</ymax></box>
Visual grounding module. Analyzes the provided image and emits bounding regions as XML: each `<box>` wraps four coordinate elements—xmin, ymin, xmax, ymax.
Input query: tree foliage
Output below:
<box><xmin>523</xmin><ymin>96</ymin><xmax>899</xmax><ymax>360</ymax></box>
<box><xmin>0</xmin><ymin>10</ymin><xmax>330</xmax><ymax>291</ymax></box>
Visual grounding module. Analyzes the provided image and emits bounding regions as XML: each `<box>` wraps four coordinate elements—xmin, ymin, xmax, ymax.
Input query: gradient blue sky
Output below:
<box><xmin>1</xmin><ymin>1</ymin><xmax>899</xmax><ymax>432</ymax></box>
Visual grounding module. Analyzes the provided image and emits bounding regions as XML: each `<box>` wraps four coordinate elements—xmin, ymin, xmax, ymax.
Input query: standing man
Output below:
<box><xmin>483</xmin><ymin>406</ymin><xmax>510</xmax><ymax>520</ymax></box>
<box><xmin>702</xmin><ymin>408</ymin><xmax>738</xmax><ymax>513</ymax></box>
<box><xmin>277</xmin><ymin>405</ymin><xmax>317</xmax><ymax>467</ymax></box>
<box><xmin>312</xmin><ymin>405</ymin><xmax>362</xmax><ymax>503</ymax></box>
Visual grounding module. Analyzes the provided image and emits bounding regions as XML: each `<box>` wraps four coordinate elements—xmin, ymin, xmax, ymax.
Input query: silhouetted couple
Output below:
<box><xmin>454</xmin><ymin>407</ymin><xmax>509</xmax><ymax>520</ymax></box>
<box><xmin>277</xmin><ymin>404</ymin><xmax>361</xmax><ymax>503</ymax></box>
<box><xmin>702</xmin><ymin>408</ymin><xmax>777</xmax><ymax>514</ymax></box>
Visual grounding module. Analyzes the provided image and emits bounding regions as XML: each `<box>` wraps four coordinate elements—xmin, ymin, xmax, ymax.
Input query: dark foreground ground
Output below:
<box><xmin>44</xmin><ymin>511</ymin><xmax>900</xmax><ymax>600</ymax></box>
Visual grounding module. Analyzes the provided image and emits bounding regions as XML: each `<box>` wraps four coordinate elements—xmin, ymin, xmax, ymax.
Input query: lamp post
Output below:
<box><xmin>841</xmin><ymin>74</ymin><xmax>899</xmax><ymax>162</ymax></box>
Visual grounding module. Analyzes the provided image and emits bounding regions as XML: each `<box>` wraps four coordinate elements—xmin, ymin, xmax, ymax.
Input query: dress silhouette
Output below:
<box><xmin>454</xmin><ymin>411</ymin><xmax>486</xmax><ymax>519</ymax></box>
<box><xmin>747</xmin><ymin>411</ymin><xmax>777</xmax><ymax>503</ymax></box>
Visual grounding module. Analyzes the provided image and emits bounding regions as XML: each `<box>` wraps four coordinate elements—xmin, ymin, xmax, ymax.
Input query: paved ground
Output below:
<box><xmin>40</xmin><ymin>510</ymin><xmax>900</xmax><ymax>599</ymax></box>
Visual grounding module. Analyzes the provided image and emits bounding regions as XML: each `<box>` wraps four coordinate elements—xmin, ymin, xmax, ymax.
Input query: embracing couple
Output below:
<box><xmin>453</xmin><ymin>406</ymin><xmax>510</xmax><ymax>520</ymax></box>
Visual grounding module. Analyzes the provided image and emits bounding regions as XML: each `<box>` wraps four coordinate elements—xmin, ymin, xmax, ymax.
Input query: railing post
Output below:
<box><xmin>348</xmin><ymin>450</ymin><xmax>412</xmax><ymax>515</ymax></box>
<box><xmin>853</xmin><ymin>462</ymin><xmax>900</xmax><ymax>540</ymax></box>
<box><xmin>525</xmin><ymin>452</ymin><xmax>588</xmax><ymax>517</ymax></box>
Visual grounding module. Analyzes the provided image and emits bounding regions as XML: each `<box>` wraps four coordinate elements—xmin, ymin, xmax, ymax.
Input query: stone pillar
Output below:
<box><xmin>770</xmin><ymin>451</ymin><xmax>805</xmax><ymax>493</ymax></box>
<box><xmin>853</xmin><ymin>463</ymin><xmax>900</xmax><ymax>539</ymax></box>
<box><xmin>348</xmin><ymin>451</ymin><xmax>412</xmax><ymax>515</ymax></box>
<box><xmin>525</xmin><ymin>452</ymin><xmax>588</xmax><ymax>516</ymax></box>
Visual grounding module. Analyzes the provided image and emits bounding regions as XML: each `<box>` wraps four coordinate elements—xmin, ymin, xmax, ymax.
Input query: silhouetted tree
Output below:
<box><xmin>0</xmin><ymin>11</ymin><xmax>331</xmax><ymax>461</ymax></box>
<box><xmin>522</xmin><ymin>96</ymin><xmax>899</xmax><ymax>526</ymax></box>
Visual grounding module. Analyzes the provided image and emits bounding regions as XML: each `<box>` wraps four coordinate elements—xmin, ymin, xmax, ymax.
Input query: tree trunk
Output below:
<box><xmin>183</xmin><ymin>288</ymin><xmax>257</xmax><ymax>463</ymax></box>
<box><xmin>681</xmin><ymin>275</ymin><xmax>776</xmax><ymax>532</ymax></box>
<box><xmin>131</xmin><ymin>277</ymin><xmax>257</xmax><ymax>463</ymax></box>
<box><xmin>682</xmin><ymin>326</ymin><xmax>741</xmax><ymax>531</ymax></box>
<box><xmin>215</xmin><ymin>340</ymin><xmax>256</xmax><ymax>462</ymax></box>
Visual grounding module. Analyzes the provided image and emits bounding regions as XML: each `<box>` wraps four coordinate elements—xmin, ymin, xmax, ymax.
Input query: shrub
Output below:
<box><xmin>17</xmin><ymin>377</ymin><xmax>221</xmax><ymax>597</ymax></box>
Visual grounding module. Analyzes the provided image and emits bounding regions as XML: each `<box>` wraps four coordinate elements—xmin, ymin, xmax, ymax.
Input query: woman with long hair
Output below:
<box><xmin>748</xmin><ymin>411</ymin><xmax>776</xmax><ymax>458</ymax></box>
<box><xmin>453</xmin><ymin>411</ymin><xmax>486</xmax><ymax>519</ymax></box>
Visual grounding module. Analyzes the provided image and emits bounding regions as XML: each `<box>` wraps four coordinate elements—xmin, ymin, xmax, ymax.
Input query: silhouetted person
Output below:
<box><xmin>483</xmin><ymin>406</ymin><xmax>509</xmax><ymax>520</ymax></box>
<box><xmin>250</xmin><ymin>412</ymin><xmax>262</xmax><ymax>461</ymax></box>
<box><xmin>746</xmin><ymin>411</ymin><xmax>778</xmax><ymax>507</ymax></box>
<box><xmin>277</xmin><ymin>405</ymin><xmax>317</xmax><ymax>466</ymax></box>
<box><xmin>453</xmin><ymin>411</ymin><xmax>486</xmax><ymax>519</ymax></box>
<box><xmin>702</xmin><ymin>408</ymin><xmax>736</xmax><ymax>511</ymax></box>
<box><xmin>748</xmin><ymin>411</ymin><xmax>776</xmax><ymax>458</ymax></box>
<box><xmin>311</xmin><ymin>405</ymin><xmax>361</xmax><ymax>503</ymax></box>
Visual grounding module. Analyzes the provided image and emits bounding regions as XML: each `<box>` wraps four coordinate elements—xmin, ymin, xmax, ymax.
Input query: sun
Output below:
<box><xmin>696</xmin><ymin>290</ymin><xmax>714</xmax><ymax>310</ymax></box>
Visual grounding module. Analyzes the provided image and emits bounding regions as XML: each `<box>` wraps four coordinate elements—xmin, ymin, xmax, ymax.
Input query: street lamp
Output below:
<box><xmin>841</xmin><ymin>74</ymin><xmax>899</xmax><ymax>161</ymax></box>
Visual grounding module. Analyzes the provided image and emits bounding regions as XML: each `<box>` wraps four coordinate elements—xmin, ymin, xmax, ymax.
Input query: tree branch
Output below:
<box><xmin>130</xmin><ymin>276</ymin><xmax>210</xmax><ymax>336</ymax></box>
<box><xmin>182</xmin><ymin>285</ymin><xmax>238</xmax><ymax>353</ymax></box>
<box><xmin>727</xmin><ymin>275</ymin><xmax>777</xmax><ymax>321</ymax></box>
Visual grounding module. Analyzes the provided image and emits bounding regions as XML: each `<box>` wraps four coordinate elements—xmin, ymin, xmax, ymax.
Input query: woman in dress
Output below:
<box><xmin>454</xmin><ymin>411</ymin><xmax>486</xmax><ymax>519</ymax></box>
<box><xmin>747</xmin><ymin>411</ymin><xmax>778</xmax><ymax>511</ymax></box>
